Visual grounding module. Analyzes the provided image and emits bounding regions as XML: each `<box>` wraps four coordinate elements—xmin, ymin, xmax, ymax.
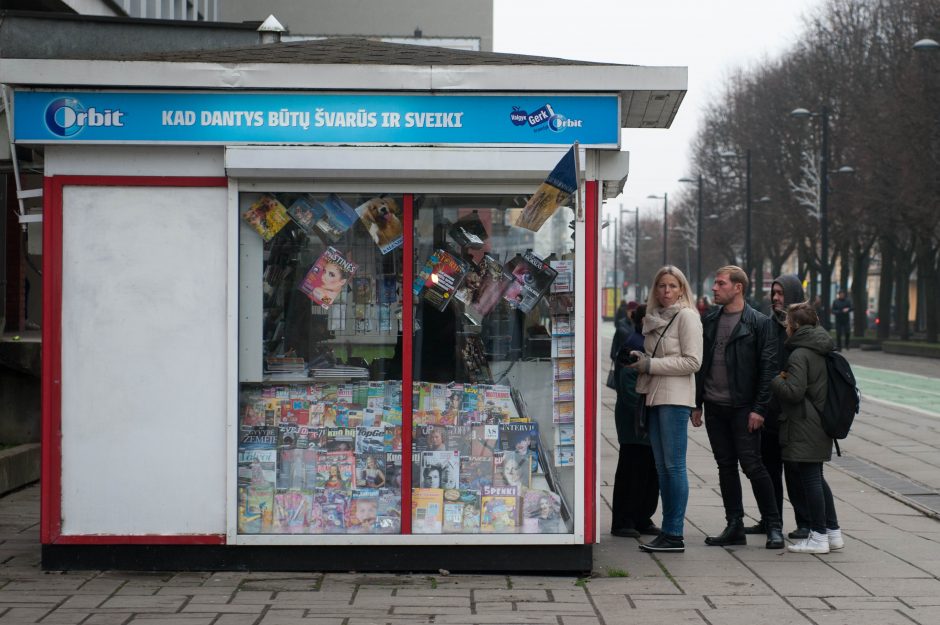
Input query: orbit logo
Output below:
<box><xmin>509</xmin><ymin>103</ymin><xmax>583</xmax><ymax>134</ymax></box>
<box><xmin>44</xmin><ymin>97</ymin><xmax>125</xmax><ymax>138</ymax></box>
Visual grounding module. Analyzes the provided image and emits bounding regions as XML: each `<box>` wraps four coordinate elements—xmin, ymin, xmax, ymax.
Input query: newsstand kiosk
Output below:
<box><xmin>2</xmin><ymin>38</ymin><xmax>686</xmax><ymax>572</ymax></box>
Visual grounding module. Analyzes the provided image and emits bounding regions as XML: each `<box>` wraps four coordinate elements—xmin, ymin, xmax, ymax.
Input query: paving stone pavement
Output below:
<box><xmin>2</xmin><ymin>347</ymin><xmax>939</xmax><ymax>624</ymax></box>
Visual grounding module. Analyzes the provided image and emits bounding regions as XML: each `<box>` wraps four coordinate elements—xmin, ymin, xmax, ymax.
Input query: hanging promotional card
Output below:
<box><xmin>414</xmin><ymin>249</ymin><xmax>467</xmax><ymax>311</ymax></box>
<box><xmin>376</xmin><ymin>275</ymin><xmax>399</xmax><ymax>304</ymax></box>
<box><xmin>448</xmin><ymin>211</ymin><xmax>489</xmax><ymax>249</ymax></box>
<box><xmin>501</xmin><ymin>251</ymin><xmax>558</xmax><ymax>314</ymax></box>
<box><xmin>454</xmin><ymin>254</ymin><xmax>506</xmax><ymax>319</ymax></box>
<box><xmin>514</xmin><ymin>146</ymin><xmax>578</xmax><ymax>232</ymax></box>
<box><xmin>550</xmin><ymin>260</ymin><xmax>574</xmax><ymax>293</ymax></box>
<box><xmin>299</xmin><ymin>247</ymin><xmax>358</xmax><ymax>309</ymax></box>
<box><xmin>314</xmin><ymin>193</ymin><xmax>359</xmax><ymax>242</ymax></box>
<box><xmin>286</xmin><ymin>195</ymin><xmax>325</xmax><ymax>234</ymax></box>
<box><xmin>242</xmin><ymin>194</ymin><xmax>291</xmax><ymax>241</ymax></box>
<box><xmin>356</xmin><ymin>196</ymin><xmax>404</xmax><ymax>254</ymax></box>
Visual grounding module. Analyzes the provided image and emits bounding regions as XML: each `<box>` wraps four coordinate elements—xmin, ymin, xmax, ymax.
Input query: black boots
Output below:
<box><xmin>743</xmin><ymin>520</ymin><xmax>766</xmax><ymax>535</ymax></box>
<box><xmin>766</xmin><ymin>522</ymin><xmax>785</xmax><ymax>550</ymax></box>
<box><xmin>705</xmin><ymin>519</ymin><xmax>746</xmax><ymax>546</ymax></box>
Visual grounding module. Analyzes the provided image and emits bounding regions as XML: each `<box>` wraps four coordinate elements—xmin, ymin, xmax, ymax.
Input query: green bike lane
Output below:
<box><xmin>853</xmin><ymin>364</ymin><xmax>940</xmax><ymax>416</ymax></box>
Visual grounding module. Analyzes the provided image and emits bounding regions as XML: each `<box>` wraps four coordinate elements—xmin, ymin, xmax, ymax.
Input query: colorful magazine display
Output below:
<box><xmin>414</xmin><ymin>249</ymin><xmax>467</xmax><ymax>311</ymax></box>
<box><xmin>286</xmin><ymin>195</ymin><xmax>324</xmax><ymax>234</ymax></box>
<box><xmin>299</xmin><ymin>246</ymin><xmax>358</xmax><ymax>309</ymax></box>
<box><xmin>243</xmin><ymin>194</ymin><xmax>291</xmax><ymax>242</ymax></box>
<box><xmin>356</xmin><ymin>196</ymin><xmax>403</xmax><ymax>254</ymax></box>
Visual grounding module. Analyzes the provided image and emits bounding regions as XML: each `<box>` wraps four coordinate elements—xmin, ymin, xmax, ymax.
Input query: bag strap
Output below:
<box><xmin>650</xmin><ymin>311</ymin><xmax>680</xmax><ymax>357</ymax></box>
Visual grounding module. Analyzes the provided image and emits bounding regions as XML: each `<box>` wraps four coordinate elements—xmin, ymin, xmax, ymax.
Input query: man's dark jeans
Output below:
<box><xmin>835</xmin><ymin>319</ymin><xmax>850</xmax><ymax>350</ymax></box>
<box><xmin>704</xmin><ymin>402</ymin><xmax>781</xmax><ymax>525</ymax></box>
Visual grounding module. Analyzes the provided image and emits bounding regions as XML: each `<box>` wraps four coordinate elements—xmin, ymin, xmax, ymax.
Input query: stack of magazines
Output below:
<box><xmin>311</xmin><ymin>366</ymin><xmax>370</xmax><ymax>381</ymax></box>
<box><xmin>264</xmin><ymin>356</ymin><xmax>309</xmax><ymax>381</ymax></box>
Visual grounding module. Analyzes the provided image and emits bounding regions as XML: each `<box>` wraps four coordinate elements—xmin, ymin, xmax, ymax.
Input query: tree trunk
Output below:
<box><xmin>877</xmin><ymin>237</ymin><xmax>895</xmax><ymax>341</ymax></box>
<box><xmin>916</xmin><ymin>234</ymin><xmax>939</xmax><ymax>343</ymax></box>
<box><xmin>839</xmin><ymin>242</ymin><xmax>850</xmax><ymax>292</ymax></box>
<box><xmin>894</xmin><ymin>254</ymin><xmax>911</xmax><ymax>341</ymax></box>
<box><xmin>851</xmin><ymin>242</ymin><xmax>871</xmax><ymax>338</ymax></box>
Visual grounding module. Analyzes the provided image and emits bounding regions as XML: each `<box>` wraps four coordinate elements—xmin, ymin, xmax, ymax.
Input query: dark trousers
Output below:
<box><xmin>835</xmin><ymin>319</ymin><xmax>850</xmax><ymax>350</ymax></box>
<box><xmin>611</xmin><ymin>444</ymin><xmax>659</xmax><ymax>531</ymax></box>
<box><xmin>704</xmin><ymin>402</ymin><xmax>781</xmax><ymax>525</ymax></box>
<box><xmin>752</xmin><ymin>424</ymin><xmax>811</xmax><ymax>529</ymax></box>
<box><xmin>789</xmin><ymin>461</ymin><xmax>838</xmax><ymax>533</ymax></box>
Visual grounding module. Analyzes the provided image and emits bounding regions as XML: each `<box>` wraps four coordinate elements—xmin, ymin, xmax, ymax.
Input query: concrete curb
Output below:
<box><xmin>0</xmin><ymin>442</ymin><xmax>40</xmax><ymax>495</ymax></box>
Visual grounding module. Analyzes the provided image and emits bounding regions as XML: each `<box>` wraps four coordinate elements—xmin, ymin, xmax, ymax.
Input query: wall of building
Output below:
<box><xmin>221</xmin><ymin>0</ymin><xmax>493</xmax><ymax>51</ymax></box>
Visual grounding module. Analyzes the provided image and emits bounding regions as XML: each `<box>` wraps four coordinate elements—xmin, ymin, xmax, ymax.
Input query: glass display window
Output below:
<box><xmin>238</xmin><ymin>191</ymin><xmax>405</xmax><ymax>535</ymax></box>
<box><xmin>237</xmin><ymin>189</ymin><xmax>578</xmax><ymax>539</ymax></box>
<box><xmin>410</xmin><ymin>195</ymin><xmax>576</xmax><ymax>535</ymax></box>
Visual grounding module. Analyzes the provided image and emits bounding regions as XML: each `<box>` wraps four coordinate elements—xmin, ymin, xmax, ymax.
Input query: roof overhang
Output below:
<box><xmin>0</xmin><ymin>58</ymin><xmax>686</xmax><ymax>130</ymax></box>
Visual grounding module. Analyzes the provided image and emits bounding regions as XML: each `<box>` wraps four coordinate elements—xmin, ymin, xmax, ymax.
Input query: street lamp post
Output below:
<box><xmin>647</xmin><ymin>193</ymin><xmax>668</xmax><ymax>266</ymax></box>
<box><xmin>791</xmin><ymin>106</ymin><xmax>832</xmax><ymax>329</ymax></box>
<box><xmin>679</xmin><ymin>175</ymin><xmax>704</xmax><ymax>298</ymax></box>
<box><xmin>614</xmin><ymin>204</ymin><xmax>639</xmax><ymax>301</ymax></box>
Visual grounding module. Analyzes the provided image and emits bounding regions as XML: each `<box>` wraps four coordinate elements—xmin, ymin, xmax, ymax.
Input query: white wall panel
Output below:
<box><xmin>60</xmin><ymin>184</ymin><xmax>228</xmax><ymax>535</ymax></box>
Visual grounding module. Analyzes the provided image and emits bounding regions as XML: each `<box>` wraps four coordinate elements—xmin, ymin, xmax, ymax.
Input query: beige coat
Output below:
<box><xmin>636</xmin><ymin>306</ymin><xmax>703</xmax><ymax>408</ymax></box>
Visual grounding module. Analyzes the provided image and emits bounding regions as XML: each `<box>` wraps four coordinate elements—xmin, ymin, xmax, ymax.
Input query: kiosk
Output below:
<box><xmin>2</xmin><ymin>37</ymin><xmax>686</xmax><ymax>572</ymax></box>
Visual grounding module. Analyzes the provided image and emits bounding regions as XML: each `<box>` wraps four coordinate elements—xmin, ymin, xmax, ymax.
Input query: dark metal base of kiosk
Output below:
<box><xmin>42</xmin><ymin>544</ymin><xmax>593</xmax><ymax>574</ymax></box>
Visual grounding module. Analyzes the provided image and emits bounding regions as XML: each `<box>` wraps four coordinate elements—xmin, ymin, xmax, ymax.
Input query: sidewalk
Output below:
<box><xmin>1</xmin><ymin>377</ymin><xmax>939</xmax><ymax>624</ymax></box>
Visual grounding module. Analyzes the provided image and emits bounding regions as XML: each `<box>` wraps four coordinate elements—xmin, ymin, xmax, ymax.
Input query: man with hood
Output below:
<box><xmin>743</xmin><ymin>275</ymin><xmax>811</xmax><ymax>540</ymax></box>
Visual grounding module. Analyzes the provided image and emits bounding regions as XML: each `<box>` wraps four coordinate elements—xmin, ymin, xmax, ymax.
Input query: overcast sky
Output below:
<box><xmin>493</xmin><ymin>0</ymin><xmax>826</xmax><ymax>224</ymax></box>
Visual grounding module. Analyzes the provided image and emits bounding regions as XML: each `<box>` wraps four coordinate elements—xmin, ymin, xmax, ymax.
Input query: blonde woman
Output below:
<box><xmin>626</xmin><ymin>266</ymin><xmax>703</xmax><ymax>553</ymax></box>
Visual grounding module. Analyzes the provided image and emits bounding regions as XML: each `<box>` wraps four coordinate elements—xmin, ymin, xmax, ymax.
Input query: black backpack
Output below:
<box><xmin>820</xmin><ymin>351</ymin><xmax>861</xmax><ymax>456</ymax></box>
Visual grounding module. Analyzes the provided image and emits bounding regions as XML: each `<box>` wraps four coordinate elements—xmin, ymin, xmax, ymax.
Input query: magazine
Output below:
<box><xmin>553</xmin><ymin>358</ymin><xmax>574</xmax><ymax>380</ymax></box>
<box><xmin>356</xmin><ymin>452</ymin><xmax>387</xmax><ymax>488</ymax></box>
<box><xmin>498</xmin><ymin>422</ymin><xmax>540</xmax><ymax>474</ymax></box>
<box><xmin>552</xmin><ymin>401</ymin><xmax>574</xmax><ymax>424</ymax></box>
<box><xmin>238</xmin><ymin>484</ymin><xmax>274</xmax><ymax>534</ymax></box>
<box><xmin>299</xmin><ymin>247</ymin><xmax>358</xmax><ymax>309</ymax></box>
<box><xmin>237</xmin><ymin>448</ymin><xmax>276</xmax><ymax>489</ymax></box>
<box><xmin>286</xmin><ymin>195</ymin><xmax>324</xmax><ymax>234</ymax></box>
<box><xmin>482</xmin><ymin>385</ymin><xmax>516</xmax><ymax>423</ymax></box>
<box><xmin>554</xmin><ymin>445</ymin><xmax>575</xmax><ymax>467</ymax></box>
<box><xmin>552</xmin><ymin>335</ymin><xmax>574</xmax><ymax>358</ymax></box>
<box><xmin>276</xmin><ymin>447</ymin><xmax>307</xmax><ymax>490</ymax></box>
<box><xmin>521</xmin><ymin>489</ymin><xmax>565</xmax><ymax>533</ymax></box>
<box><xmin>454</xmin><ymin>254</ymin><xmax>505</xmax><ymax>318</ymax></box>
<box><xmin>552</xmin><ymin>314</ymin><xmax>573</xmax><ymax>336</ymax></box>
<box><xmin>315</xmin><ymin>450</ymin><xmax>356</xmax><ymax>490</ymax></box>
<box><xmin>420</xmin><ymin>450</ymin><xmax>460</xmax><ymax>489</ymax></box>
<box><xmin>346</xmin><ymin>488</ymin><xmax>379</xmax><ymax>533</ymax></box>
<box><xmin>448</xmin><ymin>211</ymin><xmax>488</xmax><ymax>249</ymax></box>
<box><xmin>238</xmin><ymin>425</ymin><xmax>277</xmax><ymax>449</ymax></box>
<box><xmin>456</xmin><ymin>333</ymin><xmax>493</xmax><ymax>384</ymax></box>
<box><xmin>273</xmin><ymin>491</ymin><xmax>310</xmax><ymax>534</ymax></box>
<box><xmin>493</xmin><ymin>450</ymin><xmax>531</xmax><ymax>490</ymax></box>
<box><xmin>414</xmin><ymin>249</ymin><xmax>467</xmax><ymax>311</ymax></box>
<box><xmin>554</xmin><ymin>424</ymin><xmax>575</xmax><ymax>446</ymax></box>
<box><xmin>411</xmin><ymin>488</ymin><xmax>444</xmax><ymax>534</ymax></box>
<box><xmin>356</xmin><ymin>196</ymin><xmax>403</xmax><ymax>254</ymax></box>
<box><xmin>355</xmin><ymin>427</ymin><xmax>385</xmax><ymax>455</ymax></box>
<box><xmin>501</xmin><ymin>251</ymin><xmax>558</xmax><ymax>314</ymax></box>
<box><xmin>549</xmin><ymin>260</ymin><xmax>574</xmax><ymax>293</ymax></box>
<box><xmin>442</xmin><ymin>488</ymin><xmax>482</xmax><ymax>533</ymax></box>
<box><xmin>376</xmin><ymin>488</ymin><xmax>402</xmax><ymax>534</ymax></box>
<box><xmin>314</xmin><ymin>193</ymin><xmax>359</xmax><ymax>242</ymax></box>
<box><xmin>554</xmin><ymin>379</ymin><xmax>575</xmax><ymax>402</ymax></box>
<box><xmin>352</xmin><ymin>277</ymin><xmax>373</xmax><ymax>305</ymax></box>
<box><xmin>322</xmin><ymin>427</ymin><xmax>357</xmax><ymax>452</ymax></box>
<box><xmin>242</xmin><ymin>194</ymin><xmax>291</xmax><ymax>242</ymax></box>
<box><xmin>480</xmin><ymin>485</ymin><xmax>519</xmax><ymax>533</ymax></box>
<box><xmin>459</xmin><ymin>455</ymin><xmax>494</xmax><ymax>491</ymax></box>
<box><xmin>469</xmin><ymin>424</ymin><xmax>500</xmax><ymax>457</ymax></box>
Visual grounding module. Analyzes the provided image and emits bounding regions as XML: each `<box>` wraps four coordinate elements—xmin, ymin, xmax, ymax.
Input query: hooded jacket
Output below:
<box><xmin>766</xmin><ymin>275</ymin><xmax>806</xmax><ymax>428</ymax></box>
<box><xmin>771</xmin><ymin>324</ymin><xmax>835</xmax><ymax>462</ymax></box>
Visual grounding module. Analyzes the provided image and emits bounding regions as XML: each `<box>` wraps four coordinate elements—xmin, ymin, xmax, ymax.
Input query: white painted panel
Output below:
<box><xmin>45</xmin><ymin>145</ymin><xmax>224</xmax><ymax>177</ymax></box>
<box><xmin>60</xmin><ymin>185</ymin><xmax>228</xmax><ymax>535</ymax></box>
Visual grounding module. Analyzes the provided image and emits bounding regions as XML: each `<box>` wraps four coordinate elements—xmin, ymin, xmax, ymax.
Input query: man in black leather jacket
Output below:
<box><xmin>691</xmin><ymin>265</ymin><xmax>784</xmax><ymax>549</ymax></box>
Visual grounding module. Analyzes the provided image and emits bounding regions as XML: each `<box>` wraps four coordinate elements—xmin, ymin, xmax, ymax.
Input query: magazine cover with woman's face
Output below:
<box><xmin>299</xmin><ymin>247</ymin><xmax>358</xmax><ymax>309</ymax></box>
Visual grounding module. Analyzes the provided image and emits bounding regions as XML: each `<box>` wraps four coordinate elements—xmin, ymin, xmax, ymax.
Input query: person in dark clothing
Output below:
<box><xmin>832</xmin><ymin>290</ymin><xmax>852</xmax><ymax>351</ymax></box>
<box><xmin>610</xmin><ymin>305</ymin><xmax>660</xmax><ymax>538</ymax></box>
<box><xmin>610</xmin><ymin>301</ymin><xmax>635</xmax><ymax>361</ymax></box>
<box><xmin>743</xmin><ymin>275</ymin><xmax>811</xmax><ymax>540</ymax></box>
<box><xmin>693</xmin><ymin>265</ymin><xmax>784</xmax><ymax>550</ymax></box>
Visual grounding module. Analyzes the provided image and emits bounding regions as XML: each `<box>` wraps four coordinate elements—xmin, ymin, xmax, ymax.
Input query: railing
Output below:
<box><xmin>119</xmin><ymin>0</ymin><xmax>219</xmax><ymax>21</ymax></box>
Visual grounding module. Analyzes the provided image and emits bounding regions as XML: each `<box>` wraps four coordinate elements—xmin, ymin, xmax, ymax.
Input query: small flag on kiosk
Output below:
<box><xmin>514</xmin><ymin>144</ymin><xmax>580</xmax><ymax>232</ymax></box>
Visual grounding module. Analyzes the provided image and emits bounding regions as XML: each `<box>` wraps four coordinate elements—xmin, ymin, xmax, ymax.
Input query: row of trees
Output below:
<box><xmin>618</xmin><ymin>0</ymin><xmax>940</xmax><ymax>341</ymax></box>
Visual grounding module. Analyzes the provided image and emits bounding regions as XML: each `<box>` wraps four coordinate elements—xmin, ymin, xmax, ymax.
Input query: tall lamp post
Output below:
<box><xmin>679</xmin><ymin>175</ymin><xmax>704</xmax><ymax>298</ymax></box>
<box><xmin>614</xmin><ymin>204</ymin><xmax>638</xmax><ymax>300</ymax></box>
<box><xmin>791</xmin><ymin>106</ymin><xmax>832</xmax><ymax>328</ymax></box>
<box><xmin>646</xmin><ymin>193</ymin><xmax>668</xmax><ymax>265</ymax></box>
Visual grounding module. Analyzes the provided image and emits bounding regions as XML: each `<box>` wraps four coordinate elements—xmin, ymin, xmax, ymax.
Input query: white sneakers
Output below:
<box><xmin>827</xmin><ymin>528</ymin><xmax>845</xmax><ymax>550</ymax></box>
<box><xmin>787</xmin><ymin>530</ymin><xmax>830</xmax><ymax>554</ymax></box>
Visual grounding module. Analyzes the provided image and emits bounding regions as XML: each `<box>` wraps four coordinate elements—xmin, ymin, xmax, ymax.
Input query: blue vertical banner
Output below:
<box><xmin>14</xmin><ymin>91</ymin><xmax>620</xmax><ymax>147</ymax></box>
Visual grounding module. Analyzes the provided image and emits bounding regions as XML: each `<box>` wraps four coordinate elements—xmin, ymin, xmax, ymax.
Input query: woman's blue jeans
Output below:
<box><xmin>647</xmin><ymin>404</ymin><xmax>691</xmax><ymax>537</ymax></box>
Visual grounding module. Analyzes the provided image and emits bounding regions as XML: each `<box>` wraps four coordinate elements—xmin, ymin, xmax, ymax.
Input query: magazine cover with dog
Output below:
<box><xmin>313</xmin><ymin>193</ymin><xmax>359</xmax><ymax>242</ymax></box>
<box><xmin>242</xmin><ymin>194</ymin><xmax>291</xmax><ymax>242</ymax></box>
<box><xmin>299</xmin><ymin>246</ymin><xmax>358</xmax><ymax>309</ymax></box>
<box><xmin>501</xmin><ymin>251</ymin><xmax>558</xmax><ymax>314</ymax></box>
<box><xmin>356</xmin><ymin>196</ymin><xmax>403</xmax><ymax>254</ymax></box>
<box><xmin>413</xmin><ymin>248</ymin><xmax>468</xmax><ymax>311</ymax></box>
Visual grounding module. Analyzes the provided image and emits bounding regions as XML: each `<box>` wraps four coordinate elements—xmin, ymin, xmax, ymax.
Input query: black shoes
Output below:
<box><xmin>611</xmin><ymin>527</ymin><xmax>640</xmax><ymax>538</ymax></box>
<box><xmin>705</xmin><ymin>520</ymin><xmax>747</xmax><ymax>546</ymax></box>
<box><xmin>638</xmin><ymin>524</ymin><xmax>661</xmax><ymax>536</ymax></box>
<box><xmin>766</xmin><ymin>524</ymin><xmax>785</xmax><ymax>550</ymax></box>
<box><xmin>788</xmin><ymin>527</ymin><xmax>810</xmax><ymax>540</ymax></box>
<box><xmin>639</xmin><ymin>534</ymin><xmax>685</xmax><ymax>553</ymax></box>
<box><xmin>743</xmin><ymin>520</ymin><xmax>766</xmax><ymax>535</ymax></box>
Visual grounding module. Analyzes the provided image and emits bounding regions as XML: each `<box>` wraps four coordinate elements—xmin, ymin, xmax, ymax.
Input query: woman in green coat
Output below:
<box><xmin>770</xmin><ymin>302</ymin><xmax>844</xmax><ymax>554</ymax></box>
